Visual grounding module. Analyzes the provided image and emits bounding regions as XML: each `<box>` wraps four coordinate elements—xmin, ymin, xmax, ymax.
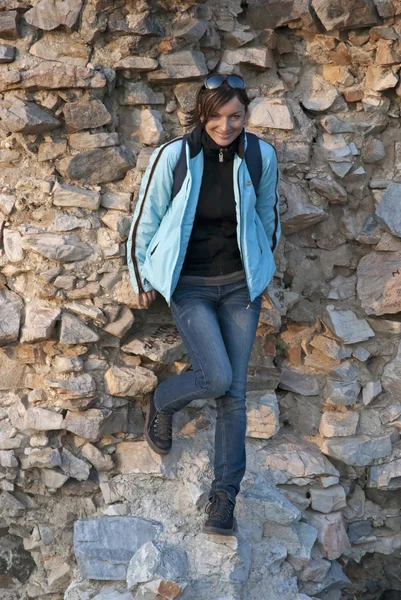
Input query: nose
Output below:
<box><xmin>220</xmin><ymin>118</ymin><xmax>230</xmax><ymax>132</ymax></box>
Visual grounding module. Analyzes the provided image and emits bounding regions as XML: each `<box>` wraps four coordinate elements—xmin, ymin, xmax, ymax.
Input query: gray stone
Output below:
<box><xmin>174</xmin><ymin>82</ymin><xmax>202</xmax><ymax>112</ymax></box>
<box><xmin>104</xmin><ymin>307</ymin><xmax>134</xmax><ymax>338</ymax></box>
<box><xmin>69</xmin><ymin>132</ymin><xmax>119</xmax><ymax>151</ymax></box>
<box><xmin>46</xmin><ymin>373</ymin><xmax>96</xmax><ymax>398</ymax></box>
<box><xmin>74</xmin><ymin>517</ymin><xmax>162</xmax><ymax>580</ymax></box>
<box><xmin>357</xmin><ymin>251</ymin><xmax>401</xmax><ymax>315</ymax></box>
<box><xmin>309</xmin><ymin>178</ymin><xmax>347</xmax><ymax>204</ymax></box>
<box><xmin>362</xmin><ymin>381</ymin><xmax>382</xmax><ymax>405</ymax></box>
<box><xmin>302</xmin><ymin>74</ymin><xmax>339</xmax><ymax>112</ymax></box>
<box><xmin>368</xmin><ymin>455</ymin><xmax>401</xmax><ymax>489</ymax></box>
<box><xmin>287</xmin><ymin>522</ymin><xmax>318</xmax><ymax>570</ymax></box>
<box><xmin>363</xmin><ymin>138</ymin><xmax>386</xmax><ymax>163</ymax></box>
<box><xmin>63</xmin><ymin>407</ymin><xmax>127</xmax><ymax>439</ymax></box>
<box><xmin>310</xmin><ymin>336</ymin><xmax>352</xmax><ymax>361</ymax></box>
<box><xmin>0</xmin><ymin>491</ymin><xmax>26</xmax><ymax>518</ymax></box>
<box><xmin>92</xmin><ymin>591</ymin><xmax>134</xmax><ymax>600</ymax></box>
<box><xmin>173</xmin><ymin>17</ymin><xmax>208</xmax><ymax>42</ymax></box>
<box><xmin>246</xmin><ymin>391</ymin><xmax>279</xmax><ymax>439</ymax></box>
<box><xmin>0</xmin><ymin>98</ymin><xmax>60</xmax><ymax>134</ymax></box>
<box><xmin>0</xmin><ymin>289</ymin><xmax>22</xmax><ymax>345</ymax></box>
<box><xmin>119</xmin><ymin>82</ymin><xmax>165</xmax><ymax>105</ymax></box>
<box><xmin>115</xmin><ymin>57</ymin><xmax>158</xmax><ymax>71</ymax></box>
<box><xmin>320</xmin><ymin>115</ymin><xmax>354</xmax><ymax>133</ymax></box>
<box><xmin>248</xmin><ymin>98</ymin><xmax>293</xmax><ymax>130</ymax></box>
<box><xmin>280</xmin><ymin>181</ymin><xmax>327</xmax><ymax>234</ymax></box>
<box><xmin>104</xmin><ymin>365</ymin><xmax>157</xmax><ymax>397</ymax></box>
<box><xmin>25</xmin><ymin>0</ymin><xmax>83</xmax><ymax>30</ymax></box>
<box><xmin>22</xmin><ymin>233</ymin><xmax>93</xmax><ymax>262</ymax></box>
<box><xmin>101</xmin><ymin>192</ymin><xmax>131</xmax><ymax>212</ymax></box>
<box><xmin>122</xmin><ymin>324</ymin><xmax>185</xmax><ymax>364</ymax></box>
<box><xmin>279</xmin><ymin>367</ymin><xmax>319</xmax><ymax>396</ymax></box>
<box><xmin>323</xmin><ymin>306</ymin><xmax>375</xmax><ymax>345</ymax></box>
<box><xmin>242</xmin><ymin>483</ymin><xmax>301</xmax><ymax>526</ymax></box>
<box><xmin>61</xmin><ymin>448</ymin><xmax>91</xmax><ymax>481</ymax></box>
<box><xmin>20</xmin><ymin>300</ymin><xmax>61</xmax><ymax>343</ymax></box>
<box><xmin>148</xmin><ymin>51</ymin><xmax>207</xmax><ymax>81</ymax></box>
<box><xmin>311</xmin><ymin>0</ymin><xmax>378</xmax><ymax>30</ymax></box>
<box><xmin>53</xmin><ymin>182</ymin><xmax>101</xmax><ymax>210</ymax></box>
<box><xmin>0</xmin><ymin>449</ymin><xmax>17</xmax><ymax>468</ymax></box>
<box><xmin>23</xmin><ymin>407</ymin><xmax>64</xmax><ymax>431</ymax></box>
<box><xmin>320</xmin><ymin>433</ymin><xmax>393</xmax><ymax>466</ymax></box>
<box><xmin>328</xmin><ymin>275</ymin><xmax>356</xmax><ymax>301</ymax></box>
<box><xmin>57</xmin><ymin>146</ymin><xmax>135</xmax><ymax>185</ymax></box>
<box><xmin>59</xmin><ymin>313</ymin><xmax>99</xmax><ymax>344</ymax></box>
<box><xmin>81</xmin><ymin>443</ymin><xmax>113</xmax><ymax>472</ymax></box>
<box><xmin>126</xmin><ymin>541</ymin><xmax>188</xmax><ymax>590</ymax></box>
<box><xmin>0</xmin><ymin>11</ymin><xmax>18</xmax><ymax>39</ymax></box>
<box><xmin>319</xmin><ymin>411</ymin><xmax>359</xmax><ymax>437</ymax></box>
<box><xmin>0</xmin><ymin>44</ymin><xmax>15</xmax><ymax>63</ymax></box>
<box><xmin>222</xmin><ymin>47</ymin><xmax>275</xmax><ymax>69</ymax></box>
<box><xmin>323</xmin><ymin>380</ymin><xmax>361</xmax><ymax>406</ymax></box>
<box><xmin>310</xmin><ymin>485</ymin><xmax>347</xmax><ymax>514</ymax></box>
<box><xmin>376</xmin><ymin>182</ymin><xmax>401</xmax><ymax>238</ymax></box>
<box><xmin>20</xmin><ymin>448</ymin><xmax>61</xmax><ymax>470</ymax></box>
<box><xmin>347</xmin><ymin>520</ymin><xmax>373</xmax><ymax>542</ymax></box>
<box><xmin>1</xmin><ymin>62</ymin><xmax>105</xmax><ymax>93</ymax></box>
<box><xmin>64</xmin><ymin>98</ymin><xmax>111</xmax><ymax>132</ymax></box>
<box><xmin>382</xmin><ymin>340</ymin><xmax>401</xmax><ymax>399</ymax></box>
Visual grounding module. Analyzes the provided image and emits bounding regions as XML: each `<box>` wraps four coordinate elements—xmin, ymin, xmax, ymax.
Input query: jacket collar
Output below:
<box><xmin>187</xmin><ymin>124</ymin><xmax>246</xmax><ymax>159</ymax></box>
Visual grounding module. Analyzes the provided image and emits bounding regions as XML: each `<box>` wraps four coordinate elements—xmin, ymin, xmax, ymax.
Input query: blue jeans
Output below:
<box><xmin>154</xmin><ymin>281</ymin><xmax>262</xmax><ymax>504</ymax></box>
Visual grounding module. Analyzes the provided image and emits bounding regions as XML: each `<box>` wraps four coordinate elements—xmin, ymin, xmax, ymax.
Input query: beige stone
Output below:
<box><xmin>306</xmin><ymin>510</ymin><xmax>350</xmax><ymax>559</ymax></box>
<box><xmin>320</xmin><ymin>411</ymin><xmax>359</xmax><ymax>438</ymax></box>
<box><xmin>248</xmin><ymin>98</ymin><xmax>294</xmax><ymax>130</ymax></box>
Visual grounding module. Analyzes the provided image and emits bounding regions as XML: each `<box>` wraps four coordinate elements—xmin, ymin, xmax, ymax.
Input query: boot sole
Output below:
<box><xmin>203</xmin><ymin>517</ymin><xmax>238</xmax><ymax>536</ymax></box>
<box><xmin>144</xmin><ymin>401</ymin><xmax>171</xmax><ymax>456</ymax></box>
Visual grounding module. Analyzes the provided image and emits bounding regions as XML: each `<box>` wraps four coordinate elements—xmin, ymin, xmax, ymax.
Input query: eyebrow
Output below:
<box><xmin>212</xmin><ymin>111</ymin><xmax>244</xmax><ymax>117</ymax></box>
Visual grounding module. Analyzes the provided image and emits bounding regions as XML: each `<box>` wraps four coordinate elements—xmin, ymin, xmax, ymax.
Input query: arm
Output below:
<box><xmin>255</xmin><ymin>142</ymin><xmax>281</xmax><ymax>254</ymax></box>
<box><xmin>127</xmin><ymin>141</ymin><xmax>179</xmax><ymax>294</ymax></box>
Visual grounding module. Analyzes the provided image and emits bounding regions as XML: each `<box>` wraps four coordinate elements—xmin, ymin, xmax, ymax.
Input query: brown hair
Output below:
<box><xmin>186</xmin><ymin>80</ymin><xmax>250</xmax><ymax>129</ymax></box>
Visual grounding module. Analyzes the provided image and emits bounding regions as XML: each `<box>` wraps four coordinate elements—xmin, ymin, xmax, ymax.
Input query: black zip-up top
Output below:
<box><xmin>180</xmin><ymin>129</ymin><xmax>243</xmax><ymax>277</ymax></box>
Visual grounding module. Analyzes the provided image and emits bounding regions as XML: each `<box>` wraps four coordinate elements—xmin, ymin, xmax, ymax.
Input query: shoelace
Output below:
<box><xmin>205</xmin><ymin>494</ymin><xmax>233</xmax><ymax>522</ymax></box>
<box><xmin>153</xmin><ymin>412</ymin><xmax>172</xmax><ymax>440</ymax></box>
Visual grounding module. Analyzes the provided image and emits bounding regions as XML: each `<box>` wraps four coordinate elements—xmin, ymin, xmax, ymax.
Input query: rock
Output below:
<box><xmin>319</xmin><ymin>411</ymin><xmax>359</xmax><ymax>437</ymax></box>
<box><xmin>261</xmin><ymin>438</ymin><xmax>340</xmax><ymax>485</ymax></box>
<box><xmin>53</xmin><ymin>182</ymin><xmax>101</xmax><ymax>210</ymax></box>
<box><xmin>382</xmin><ymin>341</ymin><xmax>401</xmax><ymax>399</ymax></box>
<box><xmin>115</xmin><ymin>57</ymin><xmax>158</xmax><ymax>71</ymax></box>
<box><xmin>0</xmin><ymin>352</ymin><xmax>26</xmax><ymax>390</ymax></box>
<box><xmin>368</xmin><ymin>455</ymin><xmax>401</xmax><ymax>489</ymax></box>
<box><xmin>194</xmin><ymin>533</ymin><xmax>251</xmax><ymax>583</ymax></box>
<box><xmin>0</xmin><ymin>193</ymin><xmax>15</xmax><ymax>215</ymax></box>
<box><xmin>73</xmin><ymin>517</ymin><xmax>162</xmax><ymax>580</ymax></box>
<box><xmin>101</xmin><ymin>192</ymin><xmax>131</xmax><ymax>212</ymax></box>
<box><xmin>20</xmin><ymin>448</ymin><xmax>61</xmax><ymax>469</ymax></box>
<box><xmin>63</xmin><ymin>407</ymin><xmax>127</xmax><ymax>439</ymax></box>
<box><xmin>280</xmin><ymin>181</ymin><xmax>327</xmax><ymax>234</ymax></box>
<box><xmin>114</xmin><ymin>441</ymin><xmax>177</xmax><ymax>478</ymax></box>
<box><xmin>64</xmin><ymin>98</ymin><xmax>112</xmax><ymax>132</ymax></box>
<box><xmin>0</xmin><ymin>535</ymin><xmax>36</xmax><ymax>583</ymax></box>
<box><xmin>0</xmin><ymin>98</ymin><xmax>60</xmax><ymax>134</ymax></box>
<box><xmin>246</xmin><ymin>391</ymin><xmax>279</xmax><ymax>439</ymax></box>
<box><xmin>323</xmin><ymin>306</ymin><xmax>375</xmax><ymax>344</ymax></box>
<box><xmin>81</xmin><ymin>443</ymin><xmax>113</xmax><ymax>471</ymax></box>
<box><xmin>69</xmin><ymin>131</ymin><xmax>119</xmax><ymax>151</ymax></box>
<box><xmin>3</xmin><ymin>229</ymin><xmax>24</xmax><ymax>262</ymax></box>
<box><xmin>279</xmin><ymin>367</ymin><xmax>319</xmax><ymax>396</ymax></box>
<box><xmin>310</xmin><ymin>336</ymin><xmax>352</xmax><ymax>361</ymax></box>
<box><xmin>328</xmin><ymin>275</ymin><xmax>356</xmax><ymax>301</ymax></box>
<box><xmin>311</xmin><ymin>0</ymin><xmax>378</xmax><ymax>30</ymax></box>
<box><xmin>174</xmin><ymin>82</ymin><xmax>202</xmax><ymax>112</ymax></box>
<box><xmin>302</xmin><ymin>74</ymin><xmax>339</xmax><ymax>112</ymax></box>
<box><xmin>126</xmin><ymin>541</ymin><xmax>188</xmax><ymax>590</ymax></box>
<box><xmin>0</xmin><ymin>44</ymin><xmax>15</xmax><ymax>63</ymax></box>
<box><xmin>60</xmin><ymin>313</ymin><xmax>99</xmax><ymax>344</ymax></box>
<box><xmin>248</xmin><ymin>98</ymin><xmax>294</xmax><ymax>130</ymax></box>
<box><xmin>0</xmin><ymin>449</ymin><xmax>17</xmax><ymax>467</ymax></box>
<box><xmin>104</xmin><ymin>365</ymin><xmax>158</xmax><ymax>397</ymax></box>
<box><xmin>122</xmin><ymin>324</ymin><xmax>185</xmax><ymax>364</ymax></box>
<box><xmin>38</xmin><ymin>139</ymin><xmax>67</xmax><ymax>161</ymax></box>
<box><xmin>25</xmin><ymin>0</ymin><xmax>83</xmax><ymax>30</ymax></box>
<box><xmin>46</xmin><ymin>373</ymin><xmax>96</xmax><ymax>398</ymax></box>
<box><xmin>306</xmin><ymin>510</ymin><xmax>350</xmax><ymax>560</ymax></box>
<box><xmin>173</xmin><ymin>17</ymin><xmax>208</xmax><ymax>42</ymax></box>
<box><xmin>376</xmin><ymin>182</ymin><xmax>401</xmax><ymax>238</ymax></box>
<box><xmin>119</xmin><ymin>82</ymin><xmax>165</xmax><ymax>105</ymax></box>
<box><xmin>320</xmin><ymin>433</ymin><xmax>393</xmax><ymax>466</ymax></box>
<box><xmin>222</xmin><ymin>47</ymin><xmax>275</xmax><ymax>69</ymax></box>
<box><xmin>29</xmin><ymin>31</ymin><xmax>90</xmax><ymax>66</ymax></box>
<box><xmin>92</xmin><ymin>592</ymin><xmax>134</xmax><ymax>600</ymax></box>
<box><xmin>362</xmin><ymin>381</ymin><xmax>382</xmax><ymax>406</ymax></box>
<box><xmin>23</xmin><ymin>407</ymin><xmax>64</xmax><ymax>431</ymax></box>
<box><xmin>148</xmin><ymin>51</ymin><xmax>208</xmax><ymax>81</ymax></box>
<box><xmin>0</xmin><ymin>10</ymin><xmax>18</xmax><ymax>39</ymax></box>
<box><xmin>20</xmin><ymin>300</ymin><xmax>61</xmax><ymax>343</ymax></box>
<box><xmin>61</xmin><ymin>448</ymin><xmax>90</xmax><ymax>481</ymax></box>
<box><xmin>357</xmin><ymin>251</ymin><xmax>401</xmax><ymax>315</ymax></box>
<box><xmin>1</xmin><ymin>62</ymin><xmax>105</xmax><ymax>92</ymax></box>
<box><xmin>22</xmin><ymin>233</ymin><xmax>93</xmax><ymax>262</ymax></box>
<box><xmin>104</xmin><ymin>307</ymin><xmax>134</xmax><ymax>338</ymax></box>
<box><xmin>0</xmin><ymin>289</ymin><xmax>22</xmax><ymax>345</ymax></box>
<box><xmin>0</xmin><ymin>491</ymin><xmax>26</xmax><ymax>518</ymax></box>
<box><xmin>242</xmin><ymin>482</ymin><xmax>301</xmax><ymax>526</ymax></box>
<box><xmin>365</xmin><ymin>65</ymin><xmax>399</xmax><ymax>91</ymax></box>
<box><xmin>323</xmin><ymin>380</ymin><xmax>361</xmax><ymax>406</ymax></box>
<box><xmin>309</xmin><ymin>178</ymin><xmax>347</xmax><ymax>204</ymax></box>
<box><xmin>310</xmin><ymin>485</ymin><xmax>347</xmax><ymax>514</ymax></box>
<box><xmin>363</xmin><ymin>138</ymin><xmax>386</xmax><ymax>163</ymax></box>
<box><xmin>57</xmin><ymin>146</ymin><xmax>135</xmax><ymax>184</ymax></box>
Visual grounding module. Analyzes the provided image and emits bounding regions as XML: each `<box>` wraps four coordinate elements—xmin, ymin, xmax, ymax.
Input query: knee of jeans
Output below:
<box><xmin>208</xmin><ymin>369</ymin><xmax>232</xmax><ymax>399</ymax></box>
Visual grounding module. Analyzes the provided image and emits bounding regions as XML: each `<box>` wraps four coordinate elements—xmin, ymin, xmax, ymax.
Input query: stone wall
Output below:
<box><xmin>1</xmin><ymin>0</ymin><xmax>401</xmax><ymax>599</ymax></box>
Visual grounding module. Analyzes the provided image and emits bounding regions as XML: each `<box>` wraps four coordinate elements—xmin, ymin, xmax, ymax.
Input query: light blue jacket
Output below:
<box><xmin>127</xmin><ymin>129</ymin><xmax>280</xmax><ymax>306</ymax></box>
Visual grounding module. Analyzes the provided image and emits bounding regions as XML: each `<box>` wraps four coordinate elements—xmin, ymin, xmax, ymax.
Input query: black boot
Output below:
<box><xmin>144</xmin><ymin>394</ymin><xmax>172</xmax><ymax>455</ymax></box>
<box><xmin>203</xmin><ymin>491</ymin><xmax>237</xmax><ymax>536</ymax></box>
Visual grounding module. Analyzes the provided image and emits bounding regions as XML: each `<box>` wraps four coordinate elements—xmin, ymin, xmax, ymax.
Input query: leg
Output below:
<box><xmin>154</xmin><ymin>285</ymin><xmax>233</xmax><ymax>415</ymax></box>
<box><xmin>211</xmin><ymin>283</ymin><xmax>262</xmax><ymax>503</ymax></box>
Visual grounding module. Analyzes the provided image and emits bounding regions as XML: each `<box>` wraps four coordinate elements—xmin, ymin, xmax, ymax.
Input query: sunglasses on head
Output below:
<box><xmin>203</xmin><ymin>74</ymin><xmax>246</xmax><ymax>90</ymax></box>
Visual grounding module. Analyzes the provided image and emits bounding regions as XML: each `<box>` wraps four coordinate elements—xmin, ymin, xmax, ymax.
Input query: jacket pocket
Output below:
<box><xmin>150</xmin><ymin>242</ymin><xmax>159</xmax><ymax>256</ymax></box>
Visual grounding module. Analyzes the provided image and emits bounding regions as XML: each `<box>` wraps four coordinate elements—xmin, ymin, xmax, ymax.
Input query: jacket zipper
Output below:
<box><xmin>237</xmin><ymin>165</ymin><xmax>251</xmax><ymax>309</ymax></box>
<box><xmin>130</xmin><ymin>137</ymin><xmax>182</xmax><ymax>294</ymax></box>
<box><xmin>219</xmin><ymin>148</ymin><xmax>223</xmax><ymax>275</ymax></box>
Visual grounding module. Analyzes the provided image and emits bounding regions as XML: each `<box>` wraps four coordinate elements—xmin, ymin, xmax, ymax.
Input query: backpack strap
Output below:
<box><xmin>171</xmin><ymin>134</ymin><xmax>190</xmax><ymax>201</ymax></box>
<box><xmin>245</xmin><ymin>132</ymin><xmax>262</xmax><ymax>195</ymax></box>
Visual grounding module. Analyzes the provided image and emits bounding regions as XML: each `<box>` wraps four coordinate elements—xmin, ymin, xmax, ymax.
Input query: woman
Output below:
<box><xmin>127</xmin><ymin>74</ymin><xmax>280</xmax><ymax>536</ymax></box>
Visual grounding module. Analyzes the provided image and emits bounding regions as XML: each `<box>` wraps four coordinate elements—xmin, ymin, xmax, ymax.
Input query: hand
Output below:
<box><xmin>136</xmin><ymin>290</ymin><xmax>157</xmax><ymax>309</ymax></box>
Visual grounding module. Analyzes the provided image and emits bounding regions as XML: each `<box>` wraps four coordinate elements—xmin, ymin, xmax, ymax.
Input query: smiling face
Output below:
<box><xmin>202</xmin><ymin>96</ymin><xmax>246</xmax><ymax>147</ymax></box>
